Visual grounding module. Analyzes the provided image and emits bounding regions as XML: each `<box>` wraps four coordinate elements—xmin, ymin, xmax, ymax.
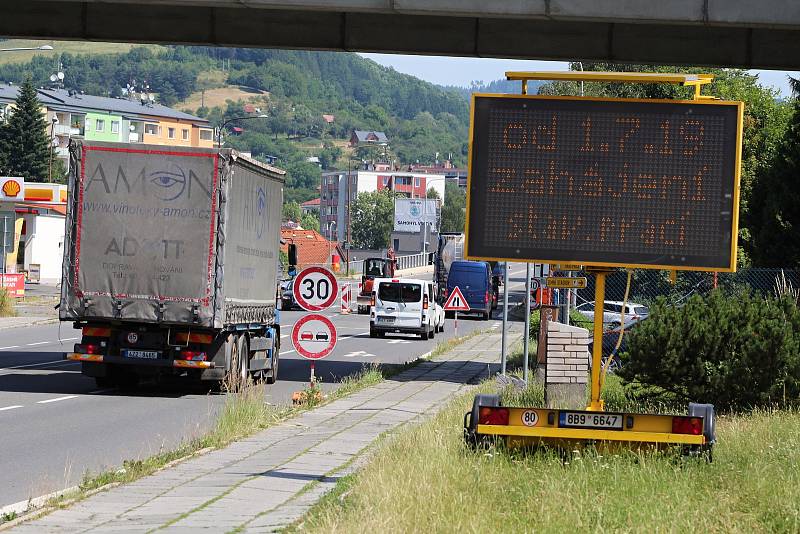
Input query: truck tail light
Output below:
<box><xmin>175</xmin><ymin>332</ymin><xmax>213</xmax><ymax>344</ymax></box>
<box><xmin>423</xmin><ymin>295</ymin><xmax>429</xmax><ymax>310</ymax></box>
<box><xmin>177</xmin><ymin>351</ymin><xmax>208</xmax><ymax>361</ymax></box>
<box><xmin>76</xmin><ymin>343</ymin><xmax>101</xmax><ymax>355</ymax></box>
<box><xmin>82</xmin><ymin>327</ymin><xmax>110</xmax><ymax>338</ymax></box>
<box><xmin>478</xmin><ymin>407</ymin><xmax>509</xmax><ymax>426</ymax></box>
<box><xmin>672</xmin><ymin>416</ymin><xmax>703</xmax><ymax>435</ymax></box>
<box><xmin>485</xmin><ymin>291</ymin><xmax>489</xmax><ymax>304</ymax></box>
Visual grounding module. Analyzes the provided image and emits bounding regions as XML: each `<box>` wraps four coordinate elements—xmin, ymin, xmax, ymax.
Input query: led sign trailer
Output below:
<box><xmin>466</xmin><ymin>95</ymin><xmax>743</xmax><ymax>271</ymax></box>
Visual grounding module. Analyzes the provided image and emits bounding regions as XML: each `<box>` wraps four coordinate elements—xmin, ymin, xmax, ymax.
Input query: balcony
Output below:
<box><xmin>128</xmin><ymin>133</ymin><xmax>141</xmax><ymax>143</ymax></box>
<box><xmin>54</xmin><ymin>147</ymin><xmax>69</xmax><ymax>158</ymax></box>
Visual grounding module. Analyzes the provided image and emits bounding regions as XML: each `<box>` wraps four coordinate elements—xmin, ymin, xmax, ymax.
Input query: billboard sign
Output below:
<box><xmin>394</xmin><ymin>198</ymin><xmax>439</xmax><ymax>233</ymax></box>
<box><xmin>466</xmin><ymin>94</ymin><xmax>743</xmax><ymax>271</ymax></box>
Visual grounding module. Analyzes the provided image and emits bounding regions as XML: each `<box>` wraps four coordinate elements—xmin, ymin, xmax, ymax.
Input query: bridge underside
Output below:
<box><xmin>3</xmin><ymin>1</ymin><xmax>800</xmax><ymax>69</ymax></box>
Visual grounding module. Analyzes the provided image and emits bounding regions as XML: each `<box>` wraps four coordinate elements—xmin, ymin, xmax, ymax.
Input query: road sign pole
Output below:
<box><xmin>454</xmin><ymin>310</ymin><xmax>458</xmax><ymax>338</ymax></box>
<box><xmin>523</xmin><ymin>262</ymin><xmax>531</xmax><ymax>382</ymax></box>
<box><xmin>500</xmin><ymin>262</ymin><xmax>509</xmax><ymax>376</ymax></box>
<box><xmin>310</xmin><ymin>362</ymin><xmax>315</xmax><ymax>388</ymax></box>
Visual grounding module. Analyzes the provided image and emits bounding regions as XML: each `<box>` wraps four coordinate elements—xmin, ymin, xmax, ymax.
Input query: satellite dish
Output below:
<box><xmin>57</xmin><ymin>72</ymin><xmax>65</xmax><ymax>80</ymax></box>
<box><xmin>149</xmin><ymin>94</ymin><xmax>155</xmax><ymax>102</ymax></box>
<box><xmin>50</xmin><ymin>74</ymin><xmax>57</xmax><ymax>82</ymax></box>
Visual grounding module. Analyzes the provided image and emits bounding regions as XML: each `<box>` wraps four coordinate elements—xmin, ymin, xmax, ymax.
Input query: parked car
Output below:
<box><xmin>281</xmin><ymin>278</ymin><xmax>297</xmax><ymax>310</ymax></box>
<box><xmin>370</xmin><ymin>278</ymin><xmax>439</xmax><ymax>339</ymax></box>
<box><xmin>576</xmin><ymin>300</ymin><xmax>649</xmax><ymax>325</ymax></box>
<box><xmin>589</xmin><ymin>316</ymin><xmax>648</xmax><ymax>371</ymax></box>
<box><xmin>446</xmin><ymin>260</ymin><xmax>493</xmax><ymax>320</ymax></box>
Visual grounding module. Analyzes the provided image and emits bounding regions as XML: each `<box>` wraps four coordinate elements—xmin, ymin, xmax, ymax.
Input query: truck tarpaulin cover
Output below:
<box><xmin>61</xmin><ymin>142</ymin><xmax>219</xmax><ymax>325</ymax></box>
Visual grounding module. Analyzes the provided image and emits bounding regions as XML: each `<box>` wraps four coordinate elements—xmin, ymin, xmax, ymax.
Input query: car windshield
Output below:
<box><xmin>379</xmin><ymin>282</ymin><xmax>422</xmax><ymax>303</ymax></box>
<box><xmin>365</xmin><ymin>259</ymin><xmax>385</xmax><ymax>276</ymax></box>
<box><xmin>634</xmin><ymin>306</ymin><xmax>649</xmax><ymax>315</ymax></box>
<box><xmin>578</xmin><ymin>302</ymin><xmax>594</xmax><ymax>311</ymax></box>
<box><xmin>449</xmin><ymin>268</ymin><xmax>485</xmax><ymax>288</ymax></box>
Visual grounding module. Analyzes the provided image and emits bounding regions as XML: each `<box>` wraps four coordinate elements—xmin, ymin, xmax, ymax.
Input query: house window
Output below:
<box><xmin>111</xmin><ymin>121</ymin><xmax>119</xmax><ymax>134</ymax></box>
<box><xmin>182</xmin><ymin>129</ymin><xmax>189</xmax><ymax>140</ymax></box>
<box><xmin>95</xmin><ymin>119</ymin><xmax>105</xmax><ymax>131</ymax></box>
<box><xmin>383</xmin><ymin>176</ymin><xmax>390</xmax><ymax>186</ymax></box>
<box><xmin>199</xmin><ymin>129</ymin><xmax>212</xmax><ymax>141</ymax></box>
<box><xmin>168</xmin><ymin>127</ymin><xmax>176</xmax><ymax>139</ymax></box>
<box><xmin>145</xmin><ymin>124</ymin><xmax>159</xmax><ymax>135</ymax></box>
<box><xmin>415</xmin><ymin>177</ymin><xmax>421</xmax><ymax>187</ymax></box>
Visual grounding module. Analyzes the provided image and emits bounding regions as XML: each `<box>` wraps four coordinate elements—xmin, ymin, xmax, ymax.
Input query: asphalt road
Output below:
<box><xmin>0</xmin><ymin>264</ymin><xmax>530</xmax><ymax>508</ymax></box>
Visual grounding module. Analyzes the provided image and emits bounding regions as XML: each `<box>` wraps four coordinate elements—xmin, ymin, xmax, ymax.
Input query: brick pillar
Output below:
<box><xmin>545</xmin><ymin>321</ymin><xmax>590</xmax><ymax>409</ymax></box>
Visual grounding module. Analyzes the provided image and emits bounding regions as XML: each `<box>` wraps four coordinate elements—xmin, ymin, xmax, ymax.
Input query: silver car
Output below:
<box><xmin>576</xmin><ymin>300</ymin><xmax>649</xmax><ymax>325</ymax></box>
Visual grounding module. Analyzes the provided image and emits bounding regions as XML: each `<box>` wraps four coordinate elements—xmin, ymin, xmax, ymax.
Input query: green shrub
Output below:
<box><xmin>619</xmin><ymin>290</ymin><xmax>800</xmax><ymax>411</ymax></box>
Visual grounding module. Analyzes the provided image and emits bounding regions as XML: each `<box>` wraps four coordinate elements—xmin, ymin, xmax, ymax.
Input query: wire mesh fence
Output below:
<box><xmin>572</xmin><ymin>268</ymin><xmax>800</xmax><ymax>307</ymax></box>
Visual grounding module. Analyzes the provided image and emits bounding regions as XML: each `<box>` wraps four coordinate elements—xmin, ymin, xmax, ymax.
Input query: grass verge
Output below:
<box><xmin>295</xmin><ymin>382</ymin><xmax>800</xmax><ymax>533</ymax></box>
<box><xmin>0</xmin><ymin>288</ymin><xmax>16</xmax><ymax>317</ymax></box>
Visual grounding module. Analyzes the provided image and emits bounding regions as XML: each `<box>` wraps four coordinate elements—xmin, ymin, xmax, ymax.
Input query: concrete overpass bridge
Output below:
<box><xmin>3</xmin><ymin>1</ymin><xmax>800</xmax><ymax>69</ymax></box>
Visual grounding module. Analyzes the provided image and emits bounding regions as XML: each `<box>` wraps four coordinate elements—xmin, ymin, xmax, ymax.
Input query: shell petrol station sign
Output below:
<box><xmin>0</xmin><ymin>177</ymin><xmax>68</xmax><ymax>296</ymax></box>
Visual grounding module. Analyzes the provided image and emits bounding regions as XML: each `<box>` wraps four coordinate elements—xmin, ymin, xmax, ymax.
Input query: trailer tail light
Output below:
<box><xmin>82</xmin><ymin>327</ymin><xmax>111</xmax><ymax>338</ymax></box>
<box><xmin>478</xmin><ymin>407</ymin><xmax>509</xmax><ymax>426</ymax></box>
<box><xmin>175</xmin><ymin>332</ymin><xmax>213</xmax><ymax>345</ymax></box>
<box><xmin>672</xmin><ymin>416</ymin><xmax>703</xmax><ymax>435</ymax></box>
<box><xmin>423</xmin><ymin>295</ymin><xmax>429</xmax><ymax>310</ymax></box>
<box><xmin>177</xmin><ymin>351</ymin><xmax>208</xmax><ymax>361</ymax></box>
<box><xmin>76</xmin><ymin>344</ymin><xmax>101</xmax><ymax>355</ymax></box>
<box><xmin>485</xmin><ymin>291</ymin><xmax>489</xmax><ymax>304</ymax></box>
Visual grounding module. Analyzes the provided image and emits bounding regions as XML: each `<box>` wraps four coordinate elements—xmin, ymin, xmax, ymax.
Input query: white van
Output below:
<box><xmin>370</xmin><ymin>278</ymin><xmax>440</xmax><ymax>339</ymax></box>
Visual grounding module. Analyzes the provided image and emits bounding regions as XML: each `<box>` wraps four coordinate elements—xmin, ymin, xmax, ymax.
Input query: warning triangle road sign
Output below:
<box><xmin>444</xmin><ymin>286</ymin><xmax>471</xmax><ymax>311</ymax></box>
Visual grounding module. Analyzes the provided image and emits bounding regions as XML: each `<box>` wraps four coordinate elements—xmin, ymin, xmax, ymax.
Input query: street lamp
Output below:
<box><xmin>326</xmin><ymin>220</ymin><xmax>337</xmax><ymax>266</ymax></box>
<box><xmin>0</xmin><ymin>44</ymin><xmax>54</xmax><ymax>52</ymax></box>
<box><xmin>216</xmin><ymin>114</ymin><xmax>268</xmax><ymax>148</ymax></box>
<box><xmin>48</xmin><ymin>116</ymin><xmax>58</xmax><ymax>183</ymax></box>
<box><xmin>345</xmin><ymin>157</ymin><xmax>362</xmax><ymax>275</ymax></box>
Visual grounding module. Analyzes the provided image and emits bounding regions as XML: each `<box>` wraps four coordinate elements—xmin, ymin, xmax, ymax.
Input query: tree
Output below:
<box><xmin>282</xmin><ymin>201</ymin><xmax>301</xmax><ymax>222</ymax></box>
<box><xmin>1</xmin><ymin>78</ymin><xmax>54</xmax><ymax>182</ymax></box>
<box><xmin>351</xmin><ymin>190</ymin><xmax>395</xmax><ymax>249</ymax></box>
<box><xmin>426</xmin><ymin>187</ymin><xmax>440</xmax><ymax>199</ymax></box>
<box><xmin>440</xmin><ymin>182</ymin><xmax>465</xmax><ymax>233</ymax></box>
<box><xmin>749</xmin><ymin>78</ymin><xmax>800</xmax><ymax>266</ymax></box>
<box><xmin>301</xmin><ymin>211</ymin><xmax>320</xmax><ymax>232</ymax></box>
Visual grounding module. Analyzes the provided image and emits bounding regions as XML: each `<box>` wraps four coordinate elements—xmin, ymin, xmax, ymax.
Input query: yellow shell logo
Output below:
<box><xmin>2</xmin><ymin>180</ymin><xmax>20</xmax><ymax>198</ymax></box>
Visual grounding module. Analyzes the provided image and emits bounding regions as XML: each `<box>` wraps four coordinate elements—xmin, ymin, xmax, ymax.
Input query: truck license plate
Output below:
<box><xmin>123</xmin><ymin>350</ymin><xmax>160</xmax><ymax>360</ymax></box>
<box><xmin>559</xmin><ymin>412</ymin><xmax>623</xmax><ymax>430</ymax></box>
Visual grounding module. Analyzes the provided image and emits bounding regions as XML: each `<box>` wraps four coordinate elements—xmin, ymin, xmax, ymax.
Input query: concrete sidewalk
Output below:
<box><xmin>9</xmin><ymin>322</ymin><xmax>521</xmax><ymax>533</ymax></box>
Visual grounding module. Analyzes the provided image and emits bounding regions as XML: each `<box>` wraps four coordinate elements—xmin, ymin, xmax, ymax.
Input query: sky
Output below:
<box><xmin>360</xmin><ymin>53</ymin><xmax>800</xmax><ymax>97</ymax></box>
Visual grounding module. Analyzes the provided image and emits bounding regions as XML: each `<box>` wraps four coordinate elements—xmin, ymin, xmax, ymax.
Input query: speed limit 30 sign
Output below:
<box><xmin>293</xmin><ymin>266</ymin><xmax>338</xmax><ymax>311</ymax></box>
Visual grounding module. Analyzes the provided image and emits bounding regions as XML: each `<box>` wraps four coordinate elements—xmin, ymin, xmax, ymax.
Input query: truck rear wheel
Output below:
<box><xmin>266</xmin><ymin>351</ymin><xmax>278</xmax><ymax>384</ymax></box>
<box><xmin>226</xmin><ymin>334</ymin><xmax>250</xmax><ymax>391</ymax></box>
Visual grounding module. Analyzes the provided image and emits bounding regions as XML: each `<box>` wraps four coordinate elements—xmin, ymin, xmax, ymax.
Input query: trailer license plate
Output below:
<box><xmin>559</xmin><ymin>412</ymin><xmax>623</xmax><ymax>430</ymax></box>
<box><xmin>123</xmin><ymin>350</ymin><xmax>160</xmax><ymax>360</ymax></box>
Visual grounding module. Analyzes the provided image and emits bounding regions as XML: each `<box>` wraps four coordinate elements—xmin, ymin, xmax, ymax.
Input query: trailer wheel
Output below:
<box><xmin>237</xmin><ymin>335</ymin><xmax>250</xmax><ymax>387</ymax></box>
<box><xmin>226</xmin><ymin>334</ymin><xmax>250</xmax><ymax>391</ymax></box>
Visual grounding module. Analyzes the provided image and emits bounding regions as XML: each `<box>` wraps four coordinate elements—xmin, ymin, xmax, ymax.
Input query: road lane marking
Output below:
<box><xmin>26</xmin><ymin>342</ymin><xmax>49</xmax><ymax>346</ymax></box>
<box><xmin>386</xmin><ymin>339</ymin><xmax>412</xmax><ymax>344</ymax></box>
<box><xmin>37</xmin><ymin>395</ymin><xmax>79</xmax><ymax>404</ymax></box>
<box><xmin>279</xmin><ymin>349</ymin><xmax>295</xmax><ymax>355</ymax></box>
<box><xmin>61</xmin><ymin>337</ymin><xmax>79</xmax><ymax>341</ymax></box>
<box><xmin>0</xmin><ymin>405</ymin><xmax>23</xmax><ymax>412</ymax></box>
<box><xmin>0</xmin><ymin>360</ymin><xmax>74</xmax><ymax>371</ymax></box>
<box><xmin>343</xmin><ymin>351</ymin><xmax>375</xmax><ymax>358</ymax></box>
<box><xmin>0</xmin><ymin>345</ymin><xmax>20</xmax><ymax>350</ymax></box>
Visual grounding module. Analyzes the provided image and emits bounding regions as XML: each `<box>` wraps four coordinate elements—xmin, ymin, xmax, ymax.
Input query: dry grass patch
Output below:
<box><xmin>179</xmin><ymin>86</ymin><xmax>268</xmax><ymax>112</ymax></box>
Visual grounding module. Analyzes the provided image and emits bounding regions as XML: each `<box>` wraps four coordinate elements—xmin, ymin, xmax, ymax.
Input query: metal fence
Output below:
<box><xmin>571</xmin><ymin>268</ymin><xmax>800</xmax><ymax>307</ymax></box>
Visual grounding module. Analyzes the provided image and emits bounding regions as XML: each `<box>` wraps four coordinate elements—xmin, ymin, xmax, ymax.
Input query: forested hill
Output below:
<box><xmin>0</xmin><ymin>45</ymin><xmax>471</xmax><ymax>202</ymax></box>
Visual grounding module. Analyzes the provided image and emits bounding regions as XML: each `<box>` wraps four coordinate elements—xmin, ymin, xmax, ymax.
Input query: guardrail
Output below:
<box><xmin>396</xmin><ymin>252</ymin><xmax>429</xmax><ymax>271</ymax></box>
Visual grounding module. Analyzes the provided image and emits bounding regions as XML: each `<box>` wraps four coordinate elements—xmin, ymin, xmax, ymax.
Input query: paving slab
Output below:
<box><xmin>7</xmin><ymin>322</ymin><xmax>521</xmax><ymax>533</ymax></box>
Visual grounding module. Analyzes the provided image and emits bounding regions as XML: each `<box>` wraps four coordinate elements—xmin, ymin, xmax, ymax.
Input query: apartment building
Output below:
<box><xmin>0</xmin><ymin>84</ymin><xmax>214</xmax><ymax>174</ymax></box>
<box><xmin>320</xmin><ymin>168</ymin><xmax>447</xmax><ymax>242</ymax></box>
